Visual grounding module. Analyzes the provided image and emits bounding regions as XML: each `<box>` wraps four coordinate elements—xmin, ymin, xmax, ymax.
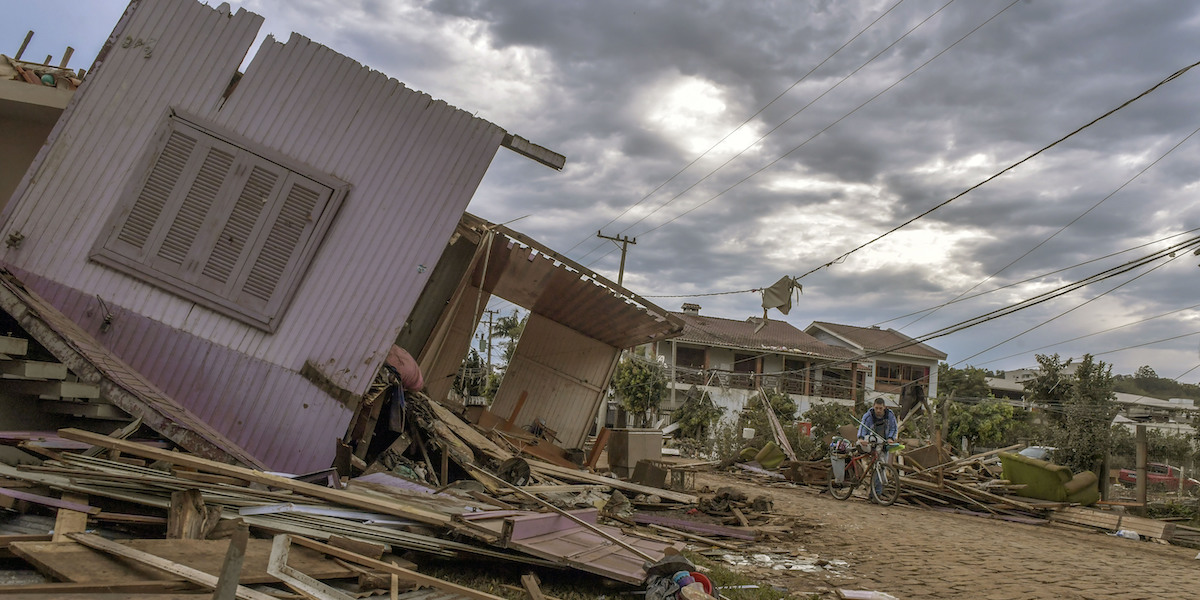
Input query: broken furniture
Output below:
<box><xmin>998</xmin><ymin>451</ymin><xmax>1099</xmax><ymax>506</ymax></box>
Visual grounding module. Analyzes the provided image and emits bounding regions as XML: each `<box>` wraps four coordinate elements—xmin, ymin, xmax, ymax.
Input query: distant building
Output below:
<box><xmin>805</xmin><ymin>321</ymin><xmax>945</xmax><ymax>409</ymax></box>
<box><xmin>646</xmin><ymin>305</ymin><xmax>949</xmax><ymax>427</ymax></box>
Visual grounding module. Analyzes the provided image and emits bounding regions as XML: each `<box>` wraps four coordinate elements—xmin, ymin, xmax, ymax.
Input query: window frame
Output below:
<box><xmin>90</xmin><ymin>110</ymin><xmax>349</xmax><ymax>332</ymax></box>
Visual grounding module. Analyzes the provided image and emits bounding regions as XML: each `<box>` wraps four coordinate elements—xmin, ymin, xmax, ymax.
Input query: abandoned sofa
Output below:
<box><xmin>999</xmin><ymin>451</ymin><xmax>1100</xmax><ymax>506</ymax></box>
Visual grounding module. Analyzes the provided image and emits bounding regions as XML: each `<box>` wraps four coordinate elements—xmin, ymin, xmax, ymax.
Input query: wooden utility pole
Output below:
<box><xmin>596</xmin><ymin>231</ymin><xmax>636</xmax><ymax>286</ymax></box>
<box><xmin>482</xmin><ymin>309</ymin><xmax>498</xmax><ymax>382</ymax></box>
<box><xmin>1135</xmin><ymin>424</ymin><xmax>1147</xmax><ymax>505</ymax></box>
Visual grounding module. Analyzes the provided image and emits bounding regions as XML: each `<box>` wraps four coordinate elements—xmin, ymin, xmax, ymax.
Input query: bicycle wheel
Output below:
<box><xmin>871</xmin><ymin>463</ymin><xmax>901</xmax><ymax>506</ymax></box>
<box><xmin>828</xmin><ymin>461</ymin><xmax>857</xmax><ymax>500</ymax></box>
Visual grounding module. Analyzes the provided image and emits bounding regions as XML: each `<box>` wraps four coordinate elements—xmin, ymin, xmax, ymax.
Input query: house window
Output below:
<box><xmin>733</xmin><ymin>353</ymin><xmax>759</xmax><ymax>373</ymax></box>
<box><xmin>91</xmin><ymin>113</ymin><xmax>347</xmax><ymax>332</ymax></box>
<box><xmin>875</xmin><ymin>361</ymin><xmax>929</xmax><ymax>392</ymax></box>
<box><xmin>675</xmin><ymin>346</ymin><xmax>706</xmax><ymax>369</ymax></box>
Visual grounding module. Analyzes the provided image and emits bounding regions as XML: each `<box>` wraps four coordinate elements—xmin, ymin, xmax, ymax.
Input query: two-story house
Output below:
<box><xmin>650</xmin><ymin>304</ymin><xmax>863</xmax><ymax>424</ymax></box>
<box><xmin>805</xmin><ymin>322</ymin><xmax>945</xmax><ymax>409</ymax></box>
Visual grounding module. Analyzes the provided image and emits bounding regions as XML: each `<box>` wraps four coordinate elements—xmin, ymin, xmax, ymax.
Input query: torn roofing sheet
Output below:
<box><xmin>0</xmin><ymin>269</ymin><xmax>263</xmax><ymax>467</ymax></box>
<box><xmin>458</xmin><ymin>508</ymin><xmax>682</xmax><ymax>585</ymax></box>
<box><xmin>463</xmin><ymin>213</ymin><xmax>685</xmax><ymax>349</ymax></box>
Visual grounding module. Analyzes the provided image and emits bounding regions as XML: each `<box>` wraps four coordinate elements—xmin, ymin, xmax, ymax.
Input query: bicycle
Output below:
<box><xmin>828</xmin><ymin>436</ymin><xmax>903</xmax><ymax>506</ymax></box>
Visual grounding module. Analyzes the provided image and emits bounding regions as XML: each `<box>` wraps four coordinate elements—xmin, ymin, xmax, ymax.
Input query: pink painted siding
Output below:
<box><xmin>0</xmin><ymin>0</ymin><xmax>508</xmax><ymax>470</ymax></box>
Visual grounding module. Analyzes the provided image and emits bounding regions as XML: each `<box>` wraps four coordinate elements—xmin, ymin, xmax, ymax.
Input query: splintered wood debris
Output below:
<box><xmin>0</xmin><ymin>383</ymin><xmax>781</xmax><ymax>598</ymax></box>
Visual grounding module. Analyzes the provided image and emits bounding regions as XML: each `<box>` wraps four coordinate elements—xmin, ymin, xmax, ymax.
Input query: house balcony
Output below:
<box><xmin>668</xmin><ymin>366</ymin><xmax>849</xmax><ymax>398</ymax></box>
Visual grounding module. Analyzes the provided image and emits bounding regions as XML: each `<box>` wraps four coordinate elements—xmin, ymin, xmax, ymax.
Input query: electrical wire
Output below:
<box><xmin>564</xmin><ymin>0</ymin><xmax>914</xmax><ymax>255</ymax></box>
<box><xmin>574</xmin><ymin>0</ymin><xmax>962</xmax><ymax>264</ymax></box>
<box><xmin>873</xmin><ymin>228</ymin><xmax>1200</xmax><ymax>326</ymax></box>
<box><xmin>951</xmin><ymin>250</ymin><xmax>1192</xmax><ymax>366</ymax></box>
<box><xmin>896</xmin><ymin>118</ymin><xmax>1200</xmax><ymax>332</ymax></box>
<box><xmin>584</xmin><ymin>0</ymin><xmax>1023</xmax><ymax>268</ymax></box>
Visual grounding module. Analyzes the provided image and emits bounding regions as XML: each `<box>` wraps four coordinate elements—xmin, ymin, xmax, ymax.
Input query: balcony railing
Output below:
<box><xmin>669</xmin><ymin>366</ymin><xmax>852</xmax><ymax>399</ymax></box>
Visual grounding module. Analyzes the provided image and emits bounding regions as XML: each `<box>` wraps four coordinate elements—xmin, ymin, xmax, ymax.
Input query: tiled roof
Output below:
<box><xmin>670</xmin><ymin>312</ymin><xmax>859</xmax><ymax>360</ymax></box>
<box><xmin>808</xmin><ymin>321</ymin><xmax>947</xmax><ymax>360</ymax></box>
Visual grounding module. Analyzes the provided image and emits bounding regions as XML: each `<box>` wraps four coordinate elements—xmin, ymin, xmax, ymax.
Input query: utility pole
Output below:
<box><xmin>597</xmin><ymin>231</ymin><xmax>636</xmax><ymax>286</ymax></box>
<box><xmin>483</xmin><ymin>309</ymin><xmax>498</xmax><ymax>380</ymax></box>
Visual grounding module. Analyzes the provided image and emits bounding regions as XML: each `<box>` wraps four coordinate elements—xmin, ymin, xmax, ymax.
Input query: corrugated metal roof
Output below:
<box><xmin>808</xmin><ymin>321</ymin><xmax>947</xmax><ymax>360</ymax></box>
<box><xmin>468</xmin><ymin>216</ymin><xmax>684</xmax><ymax>349</ymax></box>
<box><xmin>669</xmin><ymin>311</ymin><xmax>859</xmax><ymax>360</ymax></box>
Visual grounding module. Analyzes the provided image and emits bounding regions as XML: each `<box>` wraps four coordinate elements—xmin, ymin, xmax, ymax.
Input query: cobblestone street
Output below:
<box><xmin>695</xmin><ymin>472</ymin><xmax>1198</xmax><ymax>599</ymax></box>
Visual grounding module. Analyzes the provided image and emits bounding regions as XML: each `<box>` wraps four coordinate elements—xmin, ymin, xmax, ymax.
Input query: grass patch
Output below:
<box><xmin>682</xmin><ymin>551</ymin><xmax>795</xmax><ymax>600</ymax></box>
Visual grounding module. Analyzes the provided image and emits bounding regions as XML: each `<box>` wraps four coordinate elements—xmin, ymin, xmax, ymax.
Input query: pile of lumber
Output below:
<box><xmin>0</xmin><ymin>373</ymin><xmax>814</xmax><ymax>598</ymax></box>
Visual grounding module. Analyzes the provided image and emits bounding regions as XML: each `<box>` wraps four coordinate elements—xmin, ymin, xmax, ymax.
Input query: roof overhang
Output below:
<box><xmin>461</xmin><ymin>213</ymin><xmax>683</xmax><ymax>348</ymax></box>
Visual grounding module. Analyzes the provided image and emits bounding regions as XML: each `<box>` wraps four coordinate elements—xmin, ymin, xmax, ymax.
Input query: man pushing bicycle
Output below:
<box><xmin>857</xmin><ymin>397</ymin><xmax>898</xmax><ymax>497</ymax></box>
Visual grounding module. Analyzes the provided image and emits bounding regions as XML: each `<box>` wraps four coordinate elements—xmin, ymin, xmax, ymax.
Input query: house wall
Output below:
<box><xmin>0</xmin><ymin>0</ymin><xmax>506</xmax><ymax>471</ymax></box>
<box><xmin>0</xmin><ymin>77</ymin><xmax>71</xmax><ymax>213</ymax></box>
<box><xmin>489</xmin><ymin>314</ymin><xmax>620</xmax><ymax>449</ymax></box>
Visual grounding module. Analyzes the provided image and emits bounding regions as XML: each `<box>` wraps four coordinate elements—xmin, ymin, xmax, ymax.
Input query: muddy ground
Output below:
<box><xmin>689</xmin><ymin>470</ymin><xmax>1198</xmax><ymax>600</ymax></box>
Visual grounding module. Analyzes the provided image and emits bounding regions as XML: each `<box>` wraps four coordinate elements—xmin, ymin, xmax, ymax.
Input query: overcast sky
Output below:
<box><xmin>7</xmin><ymin>0</ymin><xmax>1200</xmax><ymax>382</ymax></box>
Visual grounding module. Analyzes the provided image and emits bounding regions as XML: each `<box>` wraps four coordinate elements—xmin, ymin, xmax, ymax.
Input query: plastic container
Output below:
<box><xmin>689</xmin><ymin>572</ymin><xmax>713</xmax><ymax>595</ymax></box>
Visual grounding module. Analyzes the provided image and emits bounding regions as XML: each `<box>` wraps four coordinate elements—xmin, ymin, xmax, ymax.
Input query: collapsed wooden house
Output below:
<box><xmin>0</xmin><ymin>0</ymin><xmax>688</xmax><ymax>474</ymax></box>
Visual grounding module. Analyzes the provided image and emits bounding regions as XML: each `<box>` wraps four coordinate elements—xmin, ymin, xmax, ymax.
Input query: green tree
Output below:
<box><xmin>673</xmin><ymin>386</ymin><xmax>725</xmax><ymax>440</ymax></box>
<box><xmin>610</xmin><ymin>356</ymin><xmax>667</xmax><ymax>426</ymax></box>
<box><xmin>1028</xmin><ymin>354</ymin><xmax>1118</xmax><ymax>475</ymax></box>
<box><xmin>945</xmin><ymin>399</ymin><xmax>1017</xmax><ymax>452</ymax></box>
<box><xmin>491</xmin><ymin>310</ymin><xmax>526</xmax><ymax>364</ymax></box>
<box><xmin>803</xmin><ymin>402</ymin><xmax>855</xmax><ymax>440</ymax></box>
<box><xmin>1024</xmin><ymin>353</ymin><xmax>1074</xmax><ymax>428</ymax></box>
<box><xmin>738</xmin><ymin>389</ymin><xmax>799</xmax><ymax>455</ymax></box>
<box><xmin>937</xmin><ymin>363</ymin><xmax>993</xmax><ymax>400</ymax></box>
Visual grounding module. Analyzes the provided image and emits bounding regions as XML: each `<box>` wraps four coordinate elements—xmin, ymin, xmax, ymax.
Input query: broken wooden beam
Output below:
<box><xmin>287</xmin><ymin>534</ymin><xmax>510</xmax><ymax>600</ymax></box>
<box><xmin>51</xmin><ymin>493</ymin><xmax>91</xmax><ymax>542</ymax></box>
<box><xmin>67</xmin><ymin>533</ymin><xmax>278</xmax><ymax>600</ymax></box>
<box><xmin>57</xmin><ymin>428</ymin><xmax>452</xmax><ymax>527</ymax></box>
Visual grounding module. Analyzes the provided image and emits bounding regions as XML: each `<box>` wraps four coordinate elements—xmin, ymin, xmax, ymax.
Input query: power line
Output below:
<box><xmin>951</xmin><ymin>253</ymin><xmax>1190</xmax><ymax>366</ymax></box>
<box><xmin>896</xmin><ymin>116</ymin><xmax>1200</xmax><ymax>332</ymax></box>
<box><xmin>584</xmin><ymin>0</ymin><xmax>1021</xmax><ymax>268</ymax></box>
<box><xmin>788</xmin><ymin>56</ymin><xmax>1200</xmax><ymax>281</ymax></box>
<box><xmin>564</xmin><ymin>0</ymin><xmax>913</xmax><ymax>255</ymax></box>
<box><xmin>874</xmin><ymin>228</ymin><xmax>1200</xmax><ymax>326</ymax></box>
<box><xmin>975</xmin><ymin>302</ymin><xmax>1200</xmax><ymax>367</ymax></box>
<box><xmin>575</xmin><ymin>0</ymin><xmax>961</xmax><ymax>264</ymax></box>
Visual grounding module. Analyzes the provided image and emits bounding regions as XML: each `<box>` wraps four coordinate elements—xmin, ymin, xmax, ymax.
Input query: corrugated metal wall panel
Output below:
<box><xmin>489</xmin><ymin>315</ymin><xmax>620</xmax><ymax>448</ymax></box>
<box><xmin>0</xmin><ymin>0</ymin><xmax>506</xmax><ymax>469</ymax></box>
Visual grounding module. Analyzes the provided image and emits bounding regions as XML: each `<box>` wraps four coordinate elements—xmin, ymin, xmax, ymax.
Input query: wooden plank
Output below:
<box><xmin>528</xmin><ymin>461</ymin><xmax>698</xmax><ymax>504</ymax></box>
<box><xmin>57</xmin><ymin>428</ymin><xmax>452</xmax><ymax>527</ymax></box>
<box><xmin>41</xmin><ymin>400</ymin><xmax>128</xmax><ymax>419</ymax></box>
<box><xmin>731</xmin><ymin>506</ymin><xmax>749</xmax><ymax>528</ymax></box>
<box><xmin>645</xmin><ymin>524</ymin><xmax>741</xmax><ymax>551</ymax></box>
<box><xmin>0</xmin><ymin>359</ymin><xmax>68</xmax><ymax>380</ymax></box>
<box><xmin>0</xmin><ymin>335</ymin><xmax>29</xmax><ymax>356</ymax></box>
<box><xmin>0</xmin><ymin>487</ymin><xmax>100</xmax><ymax>515</ymax></box>
<box><xmin>82</xmin><ymin>418</ymin><xmax>144</xmax><ymax>458</ymax></box>
<box><xmin>68</xmin><ymin>533</ymin><xmax>277</xmax><ymax>600</ymax></box>
<box><xmin>167</xmin><ymin>489</ymin><xmax>220</xmax><ymax>540</ymax></box>
<box><xmin>212</xmin><ymin>521</ymin><xmax>249</xmax><ymax>600</ymax></box>
<box><xmin>0</xmin><ymin>580</ymin><xmax>196</xmax><ymax>595</ymax></box>
<box><xmin>1051</xmin><ymin>506</ymin><xmax>1176</xmax><ymax>540</ymax></box>
<box><xmin>4</xmin><ymin>380</ymin><xmax>99</xmax><ymax>399</ymax></box>
<box><xmin>521</xmin><ymin>572</ymin><xmax>547</xmax><ymax>600</ymax></box>
<box><xmin>52</xmin><ymin>493</ymin><xmax>90</xmax><ymax>542</ymax></box>
<box><xmin>586</xmin><ymin>427</ymin><xmax>610</xmax><ymax>470</ymax></box>
<box><xmin>266</xmin><ymin>535</ymin><xmax>357</xmax><ymax>600</ymax></box>
<box><xmin>9</xmin><ymin>538</ymin><xmax>356</xmax><ymax>585</ymax></box>
<box><xmin>287</xmin><ymin>535</ymin><xmax>509</xmax><ymax>600</ymax></box>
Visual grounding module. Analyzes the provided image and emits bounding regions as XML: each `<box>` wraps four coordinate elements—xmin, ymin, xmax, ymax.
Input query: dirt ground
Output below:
<box><xmin>690</xmin><ymin>470</ymin><xmax>1199</xmax><ymax>600</ymax></box>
